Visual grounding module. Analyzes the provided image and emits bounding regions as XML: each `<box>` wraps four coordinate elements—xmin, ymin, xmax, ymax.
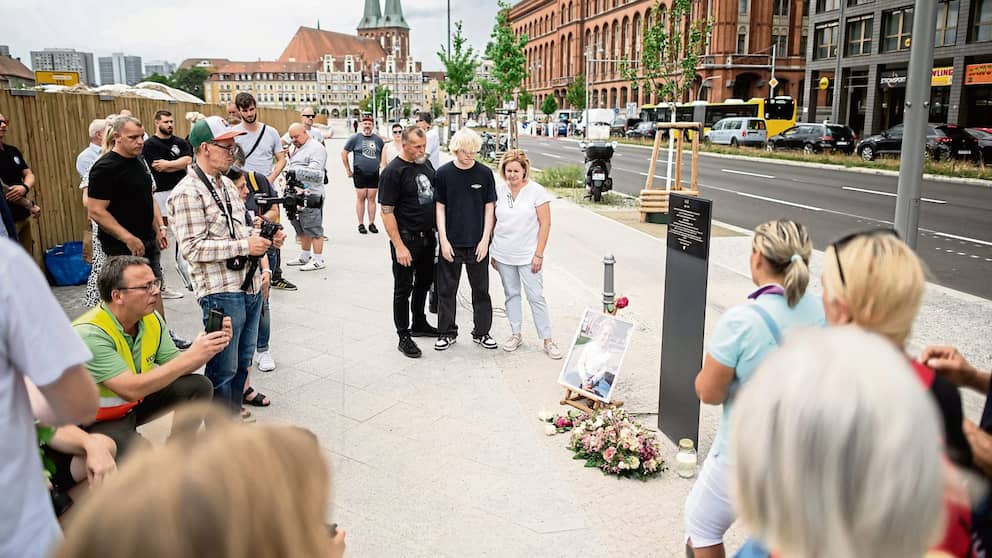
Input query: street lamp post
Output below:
<box><xmin>696</xmin><ymin>76</ymin><xmax>721</xmax><ymax>100</ymax></box>
<box><xmin>583</xmin><ymin>46</ymin><xmax>630</xmax><ymax>141</ymax></box>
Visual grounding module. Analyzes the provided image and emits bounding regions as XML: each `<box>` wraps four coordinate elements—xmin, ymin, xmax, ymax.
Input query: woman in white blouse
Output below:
<box><xmin>491</xmin><ymin>149</ymin><xmax>562</xmax><ymax>359</ymax></box>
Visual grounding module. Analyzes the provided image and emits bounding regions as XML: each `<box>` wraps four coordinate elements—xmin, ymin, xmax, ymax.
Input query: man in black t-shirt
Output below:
<box><xmin>0</xmin><ymin>112</ymin><xmax>41</xmax><ymax>254</ymax></box>
<box><xmin>434</xmin><ymin>128</ymin><xmax>497</xmax><ymax>351</ymax></box>
<box><xmin>142</xmin><ymin>110</ymin><xmax>193</xmax><ymax>300</ymax></box>
<box><xmin>87</xmin><ymin>116</ymin><xmax>188</xmax><ymax>348</ymax></box>
<box><xmin>378</xmin><ymin>126</ymin><xmax>439</xmax><ymax>358</ymax></box>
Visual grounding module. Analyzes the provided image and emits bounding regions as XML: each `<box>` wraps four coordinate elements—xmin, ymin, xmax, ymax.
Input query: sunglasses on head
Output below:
<box><xmin>830</xmin><ymin>228</ymin><xmax>900</xmax><ymax>286</ymax></box>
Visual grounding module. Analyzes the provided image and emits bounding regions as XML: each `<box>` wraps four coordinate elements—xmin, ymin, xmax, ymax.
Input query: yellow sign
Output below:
<box><xmin>34</xmin><ymin>70</ymin><xmax>80</xmax><ymax>86</ymax></box>
<box><xmin>931</xmin><ymin>67</ymin><xmax>953</xmax><ymax>86</ymax></box>
<box><xmin>966</xmin><ymin>63</ymin><xmax>992</xmax><ymax>85</ymax></box>
<box><xmin>818</xmin><ymin>76</ymin><xmax>830</xmax><ymax>90</ymax></box>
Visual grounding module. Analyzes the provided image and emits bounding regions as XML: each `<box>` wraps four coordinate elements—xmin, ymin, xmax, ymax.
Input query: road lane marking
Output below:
<box><xmin>734</xmin><ymin>191</ymin><xmax>823</xmax><ymax>211</ymax></box>
<box><xmin>721</xmin><ymin>168</ymin><xmax>775</xmax><ymax>179</ymax></box>
<box><xmin>931</xmin><ymin>231</ymin><xmax>992</xmax><ymax>247</ymax></box>
<box><xmin>842</xmin><ymin>186</ymin><xmax>946</xmax><ymax>204</ymax></box>
<box><xmin>540</xmin><ymin>152</ymin><xmax>562</xmax><ymax>159</ymax></box>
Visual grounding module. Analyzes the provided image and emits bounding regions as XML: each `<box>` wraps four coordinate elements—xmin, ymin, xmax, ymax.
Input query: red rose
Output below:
<box><xmin>615</xmin><ymin>296</ymin><xmax>629</xmax><ymax>309</ymax></box>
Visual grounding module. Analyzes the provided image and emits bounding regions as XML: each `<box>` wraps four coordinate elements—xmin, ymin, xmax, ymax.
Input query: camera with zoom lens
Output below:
<box><xmin>239</xmin><ymin>219</ymin><xmax>284</xmax><ymax>292</ymax></box>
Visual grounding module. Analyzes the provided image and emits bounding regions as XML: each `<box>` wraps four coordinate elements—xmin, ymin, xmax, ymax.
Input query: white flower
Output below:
<box><xmin>544</xmin><ymin>424</ymin><xmax>558</xmax><ymax>436</ymax></box>
<box><xmin>645</xmin><ymin>459</ymin><xmax>657</xmax><ymax>471</ymax></box>
<box><xmin>537</xmin><ymin>410</ymin><xmax>553</xmax><ymax>422</ymax></box>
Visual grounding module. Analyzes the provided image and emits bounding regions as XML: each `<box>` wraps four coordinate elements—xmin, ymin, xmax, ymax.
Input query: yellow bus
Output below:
<box><xmin>640</xmin><ymin>97</ymin><xmax>798</xmax><ymax>139</ymax></box>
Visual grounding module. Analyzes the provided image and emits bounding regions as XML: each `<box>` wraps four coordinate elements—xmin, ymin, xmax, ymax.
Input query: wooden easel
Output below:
<box><xmin>639</xmin><ymin>121</ymin><xmax>702</xmax><ymax>222</ymax></box>
<box><xmin>560</xmin><ymin>387</ymin><xmax>624</xmax><ymax>415</ymax></box>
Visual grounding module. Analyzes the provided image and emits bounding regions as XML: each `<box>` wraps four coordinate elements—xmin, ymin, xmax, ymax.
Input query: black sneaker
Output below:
<box><xmin>271</xmin><ymin>277</ymin><xmax>298</xmax><ymax>291</ymax></box>
<box><xmin>170</xmin><ymin>330</ymin><xmax>192</xmax><ymax>350</ymax></box>
<box><xmin>368</xmin><ymin>223</ymin><xmax>379</xmax><ymax>234</ymax></box>
<box><xmin>434</xmin><ymin>336</ymin><xmax>456</xmax><ymax>351</ymax></box>
<box><xmin>358</xmin><ymin>224</ymin><xmax>368</xmax><ymax>234</ymax></box>
<box><xmin>473</xmin><ymin>334</ymin><xmax>498</xmax><ymax>350</ymax></box>
<box><xmin>411</xmin><ymin>323</ymin><xmax>440</xmax><ymax>337</ymax></box>
<box><xmin>398</xmin><ymin>335</ymin><xmax>422</xmax><ymax>358</ymax></box>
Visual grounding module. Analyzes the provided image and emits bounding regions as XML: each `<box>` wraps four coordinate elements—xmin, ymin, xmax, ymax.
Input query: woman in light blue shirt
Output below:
<box><xmin>683</xmin><ymin>219</ymin><xmax>825</xmax><ymax>558</ymax></box>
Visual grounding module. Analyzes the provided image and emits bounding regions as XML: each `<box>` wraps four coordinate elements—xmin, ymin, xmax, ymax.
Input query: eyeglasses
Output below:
<box><xmin>117</xmin><ymin>278</ymin><xmax>163</xmax><ymax>293</ymax></box>
<box><xmin>392</xmin><ymin>130</ymin><xmax>402</xmax><ymax>134</ymax></box>
<box><xmin>302</xmin><ymin>114</ymin><xmax>315</xmax><ymax>118</ymax></box>
<box><xmin>0</xmin><ymin>119</ymin><xmax>8</xmax><ymax>125</ymax></box>
<box><xmin>208</xmin><ymin>141</ymin><xmax>239</xmax><ymax>155</ymax></box>
<box><xmin>830</xmin><ymin>228</ymin><xmax>899</xmax><ymax>286</ymax></box>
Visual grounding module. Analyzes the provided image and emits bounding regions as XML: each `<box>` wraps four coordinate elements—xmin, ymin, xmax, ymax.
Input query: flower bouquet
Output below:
<box><xmin>567</xmin><ymin>407</ymin><xmax>665</xmax><ymax>480</ymax></box>
<box><xmin>538</xmin><ymin>409</ymin><xmax>588</xmax><ymax>436</ymax></box>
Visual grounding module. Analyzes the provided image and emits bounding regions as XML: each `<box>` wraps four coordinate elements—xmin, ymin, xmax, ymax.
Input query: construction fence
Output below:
<box><xmin>0</xmin><ymin>89</ymin><xmax>302</xmax><ymax>267</ymax></box>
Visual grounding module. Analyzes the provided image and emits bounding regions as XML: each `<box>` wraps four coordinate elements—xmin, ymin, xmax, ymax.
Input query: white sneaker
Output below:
<box><xmin>503</xmin><ymin>334</ymin><xmax>522</xmax><ymax>352</ymax></box>
<box><xmin>255</xmin><ymin>351</ymin><xmax>276</xmax><ymax>372</ymax></box>
<box><xmin>544</xmin><ymin>341</ymin><xmax>563</xmax><ymax>360</ymax></box>
<box><xmin>286</xmin><ymin>256</ymin><xmax>310</xmax><ymax>266</ymax></box>
<box><xmin>300</xmin><ymin>260</ymin><xmax>326</xmax><ymax>271</ymax></box>
<box><xmin>160</xmin><ymin>286</ymin><xmax>185</xmax><ymax>299</ymax></box>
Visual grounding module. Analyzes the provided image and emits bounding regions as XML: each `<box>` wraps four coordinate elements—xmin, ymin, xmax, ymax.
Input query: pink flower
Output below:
<box><xmin>602</xmin><ymin>447</ymin><xmax>617</xmax><ymax>462</ymax></box>
<box><xmin>615</xmin><ymin>296</ymin><xmax>629</xmax><ymax>309</ymax></box>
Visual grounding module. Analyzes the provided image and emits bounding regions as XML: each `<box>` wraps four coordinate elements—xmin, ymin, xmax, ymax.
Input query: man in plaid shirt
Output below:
<box><xmin>168</xmin><ymin>116</ymin><xmax>285</xmax><ymax>414</ymax></box>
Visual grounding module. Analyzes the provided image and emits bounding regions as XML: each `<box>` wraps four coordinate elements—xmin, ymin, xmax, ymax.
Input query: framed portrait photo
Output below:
<box><xmin>557</xmin><ymin>309</ymin><xmax>635</xmax><ymax>403</ymax></box>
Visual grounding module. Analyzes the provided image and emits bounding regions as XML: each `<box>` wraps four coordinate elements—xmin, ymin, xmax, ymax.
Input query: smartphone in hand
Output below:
<box><xmin>206</xmin><ymin>309</ymin><xmax>225</xmax><ymax>333</ymax></box>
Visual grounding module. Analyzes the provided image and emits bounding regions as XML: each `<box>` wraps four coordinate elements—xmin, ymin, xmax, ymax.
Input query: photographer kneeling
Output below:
<box><xmin>283</xmin><ymin>123</ymin><xmax>329</xmax><ymax>272</ymax></box>
<box><xmin>168</xmin><ymin>116</ymin><xmax>286</xmax><ymax>415</ymax></box>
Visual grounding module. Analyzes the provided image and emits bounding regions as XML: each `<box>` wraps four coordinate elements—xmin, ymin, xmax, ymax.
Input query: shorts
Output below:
<box><xmin>683</xmin><ymin>455</ymin><xmax>736</xmax><ymax>548</ymax></box>
<box><xmin>291</xmin><ymin>206</ymin><xmax>324</xmax><ymax>237</ymax></box>
<box><xmin>103</xmin><ymin>240</ymin><xmax>163</xmax><ymax>280</ymax></box>
<box><xmin>153</xmin><ymin>190</ymin><xmax>173</xmax><ymax>219</ymax></box>
<box><xmin>353</xmin><ymin>168</ymin><xmax>379</xmax><ymax>189</ymax></box>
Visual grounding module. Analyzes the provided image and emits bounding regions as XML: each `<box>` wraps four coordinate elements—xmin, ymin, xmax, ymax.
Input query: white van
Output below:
<box><xmin>577</xmin><ymin>108</ymin><xmax>616</xmax><ymax>135</ymax></box>
<box><xmin>706</xmin><ymin>117</ymin><xmax>767</xmax><ymax>147</ymax></box>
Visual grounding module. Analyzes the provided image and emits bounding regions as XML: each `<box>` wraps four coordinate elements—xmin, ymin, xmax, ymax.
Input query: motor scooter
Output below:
<box><xmin>580</xmin><ymin>125</ymin><xmax>617</xmax><ymax>202</ymax></box>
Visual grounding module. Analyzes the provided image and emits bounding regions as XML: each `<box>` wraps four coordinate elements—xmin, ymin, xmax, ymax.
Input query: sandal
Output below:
<box><xmin>243</xmin><ymin>388</ymin><xmax>271</xmax><ymax>407</ymax></box>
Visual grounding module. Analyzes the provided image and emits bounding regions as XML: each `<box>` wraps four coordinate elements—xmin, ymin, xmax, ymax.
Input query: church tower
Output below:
<box><xmin>357</xmin><ymin>0</ymin><xmax>410</xmax><ymax>63</ymax></box>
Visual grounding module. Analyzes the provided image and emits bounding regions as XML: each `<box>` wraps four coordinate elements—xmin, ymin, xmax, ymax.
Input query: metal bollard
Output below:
<box><xmin>602</xmin><ymin>255</ymin><xmax>616</xmax><ymax>314</ymax></box>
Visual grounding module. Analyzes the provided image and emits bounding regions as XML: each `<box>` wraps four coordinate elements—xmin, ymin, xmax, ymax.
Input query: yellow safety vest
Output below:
<box><xmin>72</xmin><ymin>306</ymin><xmax>161</xmax><ymax>421</ymax></box>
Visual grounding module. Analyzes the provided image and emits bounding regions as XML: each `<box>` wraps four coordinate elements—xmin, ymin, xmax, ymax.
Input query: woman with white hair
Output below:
<box><xmin>820</xmin><ymin>229</ymin><xmax>973</xmax><ymax>556</ymax></box>
<box><xmin>684</xmin><ymin>220</ymin><xmax>824</xmax><ymax>558</ymax></box>
<box><xmin>730</xmin><ymin>327</ymin><xmax>947</xmax><ymax>558</ymax></box>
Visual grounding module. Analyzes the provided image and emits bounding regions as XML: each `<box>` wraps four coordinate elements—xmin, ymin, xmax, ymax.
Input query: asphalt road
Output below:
<box><xmin>518</xmin><ymin>134</ymin><xmax>992</xmax><ymax>300</ymax></box>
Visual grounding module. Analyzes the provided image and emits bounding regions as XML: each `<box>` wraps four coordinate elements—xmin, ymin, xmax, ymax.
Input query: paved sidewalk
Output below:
<box><xmin>52</xmin><ymin>121</ymin><xmax>992</xmax><ymax>557</ymax></box>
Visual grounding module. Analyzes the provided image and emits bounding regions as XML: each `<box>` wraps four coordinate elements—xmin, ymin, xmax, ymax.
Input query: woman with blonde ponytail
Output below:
<box><xmin>683</xmin><ymin>219</ymin><xmax>825</xmax><ymax>558</ymax></box>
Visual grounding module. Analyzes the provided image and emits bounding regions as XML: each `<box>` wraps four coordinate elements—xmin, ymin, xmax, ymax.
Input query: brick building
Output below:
<box><xmin>507</xmin><ymin>0</ymin><xmax>808</xmax><ymax>111</ymax></box>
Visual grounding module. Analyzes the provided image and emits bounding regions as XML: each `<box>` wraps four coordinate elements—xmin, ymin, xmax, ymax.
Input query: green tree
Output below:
<box><xmin>402</xmin><ymin>104</ymin><xmax>412</xmax><ymax>119</ymax></box>
<box><xmin>622</xmin><ymin>0</ymin><xmax>711</xmax><ymax>105</ymax></box>
<box><xmin>431</xmin><ymin>104</ymin><xmax>443</xmax><ymax>118</ymax></box>
<box><xmin>517</xmin><ymin>87</ymin><xmax>534</xmax><ymax>111</ymax></box>
<box><xmin>145</xmin><ymin>73</ymin><xmax>172</xmax><ymax>87</ymax></box>
<box><xmin>565</xmin><ymin>76</ymin><xmax>586</xmax><ymax>111</ymax></box>
<box><xmin>437</xmin><ymin>21</ymin><xmax>480</xmax><ymax>115</ymax></box>
<box><xmin>170</xmin><ymin>67</ymin><xmax>209</xmax><ymax>99</ymax></box>
<box><xmin>476</xmin><ymin>80</ymin><xmax>499</xmax><ymax>120</ymax></box>
<box><xmin>540</xmin><ymin>95</ymin><xmax>558</xmax><ymax>116</ymax></box>
<box><xmin>360</xmin><ymin>86</ymin><xmax>392</xmax><ymax>117</ymax></box>
<box><xmin>484</xmin><ymin>0</ymin><xmax>528</xmax><ymax>109</ymax></box>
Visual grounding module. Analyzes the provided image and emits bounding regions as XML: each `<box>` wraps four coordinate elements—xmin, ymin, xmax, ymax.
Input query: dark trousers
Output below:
<box><xmin>437</xmin><ymin>247</ymin><xmax>492</xmax><ymax>338</ymax></box>
<box><xmin>390</xmin><ymin>231</ymin><xmax>435</xmax><ymax>336</ymax></box>
<box><xmin>85</xmin><ymin>374</ymin><xmax>213</xmax><ymax>459</ymax></box>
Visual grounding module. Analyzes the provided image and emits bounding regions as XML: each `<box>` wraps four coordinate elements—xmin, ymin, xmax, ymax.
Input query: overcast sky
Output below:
<box><xmin>1</xmin><ymin>0</ymin><xmax>501</xmax><ymax>73</ymax></box>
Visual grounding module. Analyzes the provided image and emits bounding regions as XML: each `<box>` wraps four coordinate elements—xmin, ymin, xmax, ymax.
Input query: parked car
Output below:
<box><xmin>706</xmin><ymin>117</ymin><xmax>767</xmax><ymax>147</ymax></box>
<box><xmin>464</xmin><ymin>119</ymin><xmax>479</xmax><ymax>128</ymax></box>
<box><xmin>967</xmin><ymin>128</ymin><xmax>992</xmax><ymax>164</ymax></box>
<box><xmin>766</xmin><ymin>123</ymin><xmax>857</xmax><ymax>154</ymax></box>
<box><xmin>856</xmin><ymin>123</ymin><xmax>979</xmax><ymax>162</ymax></box>
<box><xmin>610</xmin><ymin>117</ymin><xmax>633</xmax><ymax>137</ymax></box>
<box><xmin>625</xmin><ymin>121</ymin><xmax>657</xmax><ymax>139</ymax></box>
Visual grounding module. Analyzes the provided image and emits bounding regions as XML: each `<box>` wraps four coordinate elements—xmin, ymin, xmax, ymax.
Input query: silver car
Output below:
<box><xmin>706</xmin><ymin>117</ymin><xmax>768</xmax><ymax>147</ymax></box>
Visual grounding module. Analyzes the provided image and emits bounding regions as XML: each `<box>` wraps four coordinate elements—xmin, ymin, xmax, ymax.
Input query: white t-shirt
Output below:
<box><xmin>426</xmin><ymin>128</ymin><xmax>440</xmax><ymax>169</ymax></box>
<box><xmin>234</xmin><ymin>123</ymin><xmax>283</xmax><ymax>177</ymax></box>
<box><xmin>491</xmin><ymin>180</ymin><xmax>555</xmax><ymax>266</ymax></box>
<box><xmin>0</xmin><ymin>238</ymin><xmax>93</xmax><ymax>558</ymax></box>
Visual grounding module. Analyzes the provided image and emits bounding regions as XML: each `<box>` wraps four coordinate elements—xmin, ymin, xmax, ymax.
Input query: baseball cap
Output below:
<box><xmin>188</xmin><ymin>116</ymin><xmax>246</xmax><ymax>149</ymax></box>
<box><xmin>361</xmin><ymin>114</ymin><xmax>373</xmax><ymax>122</ymax></box>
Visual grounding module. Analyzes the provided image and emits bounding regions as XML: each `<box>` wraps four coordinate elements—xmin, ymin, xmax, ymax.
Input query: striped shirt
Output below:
<box><xmin>167</xmin><ymin>168</ymin><xmax>260</xmax><ymax>299</ymax></box>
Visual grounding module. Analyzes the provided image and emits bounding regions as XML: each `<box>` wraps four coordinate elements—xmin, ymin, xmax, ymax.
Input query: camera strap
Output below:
<box><xmin>192</xmin><ymin>164</ymin><xmax>237</xmax><ymax>240</ymax></box>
